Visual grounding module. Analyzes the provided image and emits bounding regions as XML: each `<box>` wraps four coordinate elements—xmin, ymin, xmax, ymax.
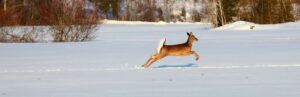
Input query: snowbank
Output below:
<box><xmin>214</xmin><ymin>21</ymin><xmax>300</xmax><ymax>31</ymax></box>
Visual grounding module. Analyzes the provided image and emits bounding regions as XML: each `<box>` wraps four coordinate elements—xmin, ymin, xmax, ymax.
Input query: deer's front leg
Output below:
<box><xmin>190</xmin><ymin>51</ymin><xmax>200</xmax><ymax>61</ymax></box>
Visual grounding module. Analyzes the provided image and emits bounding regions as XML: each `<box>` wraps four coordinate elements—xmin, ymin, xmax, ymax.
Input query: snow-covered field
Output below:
<box><xmin>1</xmin><ymin>21</ymin><xmax>300</xmax><ymax>97</ymax></box>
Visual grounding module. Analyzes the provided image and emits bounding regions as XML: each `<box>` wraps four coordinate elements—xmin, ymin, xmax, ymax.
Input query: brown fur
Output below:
<box><xmin>142</xmin><ymin>32</ymin><xmax>200</xmax><ymax>68</ymax></box>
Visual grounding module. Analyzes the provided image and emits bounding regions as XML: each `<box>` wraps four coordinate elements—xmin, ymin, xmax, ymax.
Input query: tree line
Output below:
<box><xmin>94</xmin><ymin>0</ymin><xmax>300</xmax><ymax>27</ymax></box>
<box><xmin>215</xmin><ymin>0</ymin><xmax>296</xmax><ymax>27</ymax></box>
<box><xmin>1</xmin><ymin>0</ymin><xmax>300</xmax><ymax>27</ymax></box>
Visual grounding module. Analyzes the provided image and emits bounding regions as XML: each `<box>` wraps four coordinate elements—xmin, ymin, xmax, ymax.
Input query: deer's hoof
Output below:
<box><xmin>143</xmin><ymin>66</ymin><xmax>148</xmax><ymax>69</ymax></box>
<box><xmin>142</xmin><ymin>65</ymin><xmax>149</xmax><ymax>68</ymax></box>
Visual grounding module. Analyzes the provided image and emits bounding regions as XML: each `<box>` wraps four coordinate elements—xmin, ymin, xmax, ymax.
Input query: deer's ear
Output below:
<box><xmin>187</xmin><ymin>32</ymin><xmax>190</xmax><ymax>36</ymax></box>
<box><xmin>190</xmin><ymin>32</ymin><xmax>193</xmax><ymax>35</ymax></box>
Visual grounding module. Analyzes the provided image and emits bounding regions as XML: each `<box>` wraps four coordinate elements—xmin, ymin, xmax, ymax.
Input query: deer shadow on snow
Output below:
<box><xmin>153</xmin><ymin>63</ymin><xmax>198</xmax><ymax>69</ymax></box>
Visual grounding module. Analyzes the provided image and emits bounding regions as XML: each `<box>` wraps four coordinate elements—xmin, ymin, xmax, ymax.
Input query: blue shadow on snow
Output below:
<box><xmin>153</xmin><ymin>63</ymin><xmax>198</xmax><ymax>69</ymax></box>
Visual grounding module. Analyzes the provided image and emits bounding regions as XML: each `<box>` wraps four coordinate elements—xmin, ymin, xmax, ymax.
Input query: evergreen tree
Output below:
<box><xmin>96</xmin><ymin>0</ymin><xmax>120</xmax><ymax>19</ymax></box>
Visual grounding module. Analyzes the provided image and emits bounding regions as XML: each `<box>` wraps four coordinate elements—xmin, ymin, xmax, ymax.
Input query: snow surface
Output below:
<box><xmin>214</xmin><ymin>21</ymin><xmax>300</xmax><ymax>30</ymax></box>
<box><xmin>1</xmin><ymin>21</ymin><xmax>300</xmax><ymax>97</ymax></box>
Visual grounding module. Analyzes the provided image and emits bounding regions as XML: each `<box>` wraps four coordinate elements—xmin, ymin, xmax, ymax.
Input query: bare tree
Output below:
<box><xmin>40</xmin><ymin>0</ymin><xmax>102</xmax><ymax>42</ymax></box>
<box><xmin>215</xmin><ymin>0</ymin><xmax>226</xmax><ymax>26</ymax></box>
<box><xmin>163</xmin><ymin>0</ymin><xmax>175</xmax><ymax>23</ymax></box>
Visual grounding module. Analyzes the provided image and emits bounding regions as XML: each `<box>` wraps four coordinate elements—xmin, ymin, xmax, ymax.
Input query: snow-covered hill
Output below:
<box><xmin>214</xmin><ymin>21</ymin><xmax>300</xmax><ymax>30</ymax></box>
<box><xmin>1</xmin><ymin>21</ymin><xmax>300</xmax><ymax>97</ymax></box>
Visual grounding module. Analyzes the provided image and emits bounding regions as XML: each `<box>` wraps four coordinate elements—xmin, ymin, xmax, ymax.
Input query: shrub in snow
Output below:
<box><xmin>40</xmin><ymin>0</ymin><xmax>102</xmax><ymax>42</ymax></box>
<box><xmin>50</xmin><ymin>21</ymin><xmax>99</xmax><ymax>42</ymax></box>
<box><xmin>0</xmin><ymin>27</ymin><xmax>40</xmax><ymax>43</ymax></box>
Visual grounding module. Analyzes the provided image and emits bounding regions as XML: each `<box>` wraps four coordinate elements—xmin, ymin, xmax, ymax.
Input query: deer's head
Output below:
<box><xmin>187</xmin><ymin>32</ymin><xmax>198</xmax><ymax>42</ymax></box>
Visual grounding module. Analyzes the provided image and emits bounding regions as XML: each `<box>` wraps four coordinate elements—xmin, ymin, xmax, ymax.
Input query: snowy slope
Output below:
<box><xmin>214</xmin><ymin>21</ymin><xmax>300</xmax><ymax>30</ymax></box>
<box><xmin>1</xmin><ymin>21</ymin><xmax>300</xmax><ymax>97</ymax></box>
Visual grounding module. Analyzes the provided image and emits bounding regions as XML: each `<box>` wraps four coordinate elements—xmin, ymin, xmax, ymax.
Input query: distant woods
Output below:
<box><xmin>0</xmin><ymin>0</ymin><xmax>100</xmax><ymax>26</ymax></box>
<box><xmin>0</xmin><ymin>0</ymin><xmax>100</xmax><ymax>42</ymax></box>
<box><xmin>0</xmin><ymin>0</ymin><xmax>300</xmax><ymax>27</ymax></box>
<box><xmin>1</xmin><ymin>0</ymin><xmax>300</xmax><ymax>42</ymax></box>
<box><xmin>95</xmin><ymin>0</ymin><xmax>300</xmax><ymax>27</ymax></box>
<box><xmin>215</xmin><ymin>0</ymin><xmax>296</xmax><ymax>27</ymax></box>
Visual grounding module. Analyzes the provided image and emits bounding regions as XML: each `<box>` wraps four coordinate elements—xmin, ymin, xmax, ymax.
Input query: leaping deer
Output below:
<box><xmin>142</xmin><ymin>32</ymin><xmax>200</xmax><ymax>68</ymax></box>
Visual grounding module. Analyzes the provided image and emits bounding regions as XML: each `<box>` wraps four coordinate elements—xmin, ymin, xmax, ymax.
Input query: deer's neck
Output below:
<box><xmin>186</xmin><ymin>38</ymin><xmax>194</xmax><ymax>47</ymax></box>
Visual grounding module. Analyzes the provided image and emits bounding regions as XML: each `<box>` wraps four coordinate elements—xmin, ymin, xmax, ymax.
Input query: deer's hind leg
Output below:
<box><xmin>142</xmin><ymin>56</ymin><xmax>153</xmax><ymax>68</ymax></box>
<box><xmin>142</xmin><ymin>54</ymin><xmax>166</xmax><ymax>68</ymax></box>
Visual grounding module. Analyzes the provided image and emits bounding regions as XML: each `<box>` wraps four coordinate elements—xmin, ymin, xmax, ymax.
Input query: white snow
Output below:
<box><xmin>214</xmin><ymin>21</ymin><xmax>300</xmax><ymax>30</ymax></box>
<box><xmin>1</xmin><ymin>21</ymin><xmax>300</xmax><ymax>97</ymax></box>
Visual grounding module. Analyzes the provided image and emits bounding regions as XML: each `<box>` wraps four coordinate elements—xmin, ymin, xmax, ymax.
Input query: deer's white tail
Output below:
<box><xmin>157</xmin><ymin>38</ymin><xmax>166</xmax><ymax>54</ymax></box>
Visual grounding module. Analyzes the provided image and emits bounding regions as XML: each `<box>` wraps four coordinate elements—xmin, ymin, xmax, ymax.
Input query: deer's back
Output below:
<box><xmin>161</xmin><ymin>43</ymin><xmax>191</xmax><ymax>56</ymax></box>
